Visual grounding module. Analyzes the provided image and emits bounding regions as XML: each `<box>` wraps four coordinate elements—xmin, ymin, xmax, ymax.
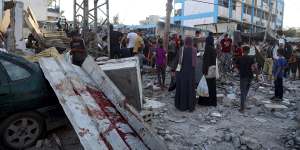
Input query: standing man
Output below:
<box><xmin>109</xmin><ymin>24</ymin><xmax>123</xmax><ymax>58</ymax></box>
<box><xmin>127</xmin><ymin>30</ymin><xmax>137</xmax><ymax>56</ymax></box>
<box><xmin>70</xmin><ymin>32</ymin><xmax>87</xmax><ymax>66</ymax></box>
<box><xmin>263</xmin><ymin>42</ymin><xmax>275</xmax><ymax>81</ymax></box>
<box><xmin>220</xmin><ymin>34</ymin><xmax>233</xmax><ymax>73</ymax></box>
<box><xmin>272</xmin><ymin>49</ymin><xmax>288</xmax><ymax>101</ymax></box>
<box><xmin>133</xmin><ymin>29</ymin><xmax>145</xmax><ymax>69</ymax></box>
<box><xmin>236</xmin><ymin>46</ymin><xmax>257</xmax><ymax>113</ymax></box>
<box><xmin>133</xmin><ymin>29</ymin><xmax>144</xmax><ymax>55</ymax></box>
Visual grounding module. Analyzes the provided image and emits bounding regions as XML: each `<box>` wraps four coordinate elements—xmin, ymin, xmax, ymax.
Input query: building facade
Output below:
<box><xmin>173</xmin><ymin>0</ymin><xmax>284</xmax><ymax>32</ymax></box>
<box><xmin>12</xmin><ymin>0</ymin><xmax>60</xmax><ymax>21</ymax></box>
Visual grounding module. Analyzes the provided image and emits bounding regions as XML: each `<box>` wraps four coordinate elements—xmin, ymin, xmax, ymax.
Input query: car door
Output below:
<box><xmin>0</xmin><ymin>58</ymin><xmax>38</xmax><ymax>111</ymax></box>
<box><xmin>0</xmin><ymin>63</ymin><xmax>11</xmax><ymax>114</ymax></box>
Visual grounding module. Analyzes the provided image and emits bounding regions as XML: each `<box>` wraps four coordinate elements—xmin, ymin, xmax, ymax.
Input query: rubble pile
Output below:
<box><xmin>143</xmin><ymin>72</ymin><xmax>300</xmax><ymax>150</ymax></box>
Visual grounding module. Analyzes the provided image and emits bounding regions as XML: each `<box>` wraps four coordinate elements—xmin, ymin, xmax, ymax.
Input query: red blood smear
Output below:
<box><xmin>87</xmin><ymin>87</ymin><xmax>149</xmax><ymax>149</ymax></box>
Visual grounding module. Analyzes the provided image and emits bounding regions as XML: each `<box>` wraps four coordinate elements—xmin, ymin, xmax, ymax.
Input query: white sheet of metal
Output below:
<box><xmin>39</xmin><ymin>58</ymin><xmax>108</xmax><ymax>150</ymax></box>
<box><xmin>82</xmin><ymin>57</ymin><xmax>168</xmax><ymax>150</ymax></box>
<box><xmin>40</xmin><ymin>57</ymin><xmax>153</xmax><ymax>149</ymax></box>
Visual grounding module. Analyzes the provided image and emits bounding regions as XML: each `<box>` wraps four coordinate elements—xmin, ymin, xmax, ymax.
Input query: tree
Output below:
<box><xmin>113</xmin><ymin>14</ymin><xmax>120</xmax><ymax>25</ymax></box>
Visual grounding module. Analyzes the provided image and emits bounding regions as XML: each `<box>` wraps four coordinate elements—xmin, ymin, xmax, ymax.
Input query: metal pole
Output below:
<box><xmin>83</xmin><ymin>0</ymin><xmax>89</xmax><ymax>37</ymax></box>
<box><xmin>94</xmin><ymin>0</ymin><xmax>98</xmax><ymax>30</ymax></box>
<box><xmin>74</xmin><ymin>0</ymin><xmax>77</xmax><ymax>28</ymax></box>
<box><xmin>106</xmin><ymin>0</ymin><xmax>110</xmax><ymax>57</ymax></box>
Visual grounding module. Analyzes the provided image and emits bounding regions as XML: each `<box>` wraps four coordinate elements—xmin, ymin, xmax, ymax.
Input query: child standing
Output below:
<box><xmin>156</xmin><ymin>39</ymin><xmax>166</xmax><ymax>87</ymax></box>
<box><xmin>272</xmin><ymin>48</ymin><xmax>288</xmax><ymax>101</ymax></box>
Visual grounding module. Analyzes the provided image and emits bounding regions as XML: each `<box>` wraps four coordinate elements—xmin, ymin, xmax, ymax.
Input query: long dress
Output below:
<box><xmin>198</xmin><ymin>45</ymin><xmax>217</xmax><ymax>106</ymax></box>
<box><xmin>175</xmin><ymin>47</ymin><xmax>196</xmax><ymax>111</ymax></box>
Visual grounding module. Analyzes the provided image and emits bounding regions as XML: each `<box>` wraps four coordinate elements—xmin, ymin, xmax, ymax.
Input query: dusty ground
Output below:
<box><xmin>27</xmin><ymin>70</ymin><xmax>300</xmax><ymax>150</ymax></box>
<box><xmin>143</xmin><ymin>72</ymin><xmax>300</xmax><ymax>150</ymax></box>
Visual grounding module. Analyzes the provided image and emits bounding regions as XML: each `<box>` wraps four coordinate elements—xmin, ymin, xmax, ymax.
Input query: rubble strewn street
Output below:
<box><xmin>143</xmin><ymin>69</ymin><xmax>300</xmax><ymax>150</ymax></box>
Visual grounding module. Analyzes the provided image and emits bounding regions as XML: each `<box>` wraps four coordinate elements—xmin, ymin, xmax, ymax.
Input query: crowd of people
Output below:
<box><xmin>70</xmin><ymin>25</ymin><xmax>300</xmax><ymax>114</ymax></box>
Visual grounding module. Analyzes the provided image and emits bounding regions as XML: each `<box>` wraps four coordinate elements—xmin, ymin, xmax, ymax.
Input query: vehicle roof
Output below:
<box><xmin>0</xmin><ymin>52</ymin><xmax>40</xmax><ymax>71</ymax></box>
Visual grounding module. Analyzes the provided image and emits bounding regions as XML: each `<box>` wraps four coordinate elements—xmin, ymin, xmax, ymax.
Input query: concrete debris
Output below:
<box><xmin>143</xmin><ymin>99</ymin><xmax>166</xmax><ymax>109</ymax></box>
<box><xmin>254</xmin><ymin>117</ymin><xmax>267</xmax><ymax>123</ymax></box>
<box><xmin>210</xmin><ymin>112</ymin><xmax>222</xmax><ymax>118</ymax></box>
<box><xmin>264</xmin><ymin>104</ymin><xmax>288</xmax><ymax>110</ymax></box>
<box><xmin>273</xmin><ymin>112</ymin><xmax>288</xmax><ymax>119</ymax></box>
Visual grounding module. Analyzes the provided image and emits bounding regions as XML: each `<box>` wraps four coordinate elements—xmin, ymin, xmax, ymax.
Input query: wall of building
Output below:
<box><xmin>173</xmin><ymin>0</ymin><xmax>284</xmax><ymax>31</ymax></box>
<box><xmin>173</xmin><ymin>0</ymin><xmax>217</xmax><ymax>27</ymax></box>
<box><xmin>15</xmin><ymin>0</ymin><xmax>48</xmax><ymax>21</ymax></box>
<box><xmin>12</xmin><ymin>0</ymin><xmax>60</xmax><ymax>21</ymax></box>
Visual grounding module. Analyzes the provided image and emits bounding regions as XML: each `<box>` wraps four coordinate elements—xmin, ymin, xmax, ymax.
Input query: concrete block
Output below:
<box><xmin>99</xmin><ymin>57</ymin><xmax>143</xmax><ymax>111</ymax></box>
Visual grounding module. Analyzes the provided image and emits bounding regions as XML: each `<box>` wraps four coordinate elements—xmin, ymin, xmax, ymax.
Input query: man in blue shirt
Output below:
<box><xmin>272</xmin><ymin>48</ymin><xmax>288</xmax><ymax>101</ymax></box>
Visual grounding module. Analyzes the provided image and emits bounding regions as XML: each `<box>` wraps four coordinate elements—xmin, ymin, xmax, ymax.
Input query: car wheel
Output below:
<box><xmin>0</xmin><ymin>112</ymin><xmax>46</xmax><ymax>150</ymax></box>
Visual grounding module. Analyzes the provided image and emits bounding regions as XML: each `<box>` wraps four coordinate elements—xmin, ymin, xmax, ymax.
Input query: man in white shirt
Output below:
<box><xmin>127</xmin><ymin>30</ymin><xmax>137</xmax><ymax>56</ymax></box>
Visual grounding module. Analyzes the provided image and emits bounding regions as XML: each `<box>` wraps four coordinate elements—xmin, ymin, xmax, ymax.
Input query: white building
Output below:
<box><xmin>173</xmin><ymin>0</ymin><xmax>284</xmax><ymax>32</ymax></box>
<box><xmin>11</xmin><ymin>0</ymin><xmax>60</xmax><ymax>21</ymax></box>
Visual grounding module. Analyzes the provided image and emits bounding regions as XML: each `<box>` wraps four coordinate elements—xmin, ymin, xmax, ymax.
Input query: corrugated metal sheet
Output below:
<box><xmin>39</xmin><ymin>56</ymin><xmax>167</xmax><ymax>150</ymax></box>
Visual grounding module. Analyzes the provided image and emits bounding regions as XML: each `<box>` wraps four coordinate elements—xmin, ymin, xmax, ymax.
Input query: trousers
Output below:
<box><xmin>240</xmin><ymin>77</ymin><xmax>252</xmax><ymax>110</ymax></box>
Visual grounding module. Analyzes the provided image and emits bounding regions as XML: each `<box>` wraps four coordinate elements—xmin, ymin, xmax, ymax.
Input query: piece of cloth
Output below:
<box><xmin>175</xmin><ymin>44</ymin><xmax>196</xmax><ymax>112</ymax></box>
<box><xmin>220</xmin><ymin>38</ymin><xmax>232</xmax><ymax>53</ymax></box>
<box><xmin>127</xmin><ymin>32</ymin><xmax>137</xmax><ymax>49</ymax></box>
<box><xmin>236</xmin><ymin>55</ymin><xmax>255</xmax><ymax>79</ymax></box>
<box><xmin>240</xmin><ymin>77</ymin><xmax>252</xmax><ymax>110</ymax></box>
<box><xmin>198</xmin><ymin>78</ymin><xmax>217</xmax><ymax>106</ymax></box>
<box><xmin>156</xmin><ymin>47</ymin><xmax>166</xmax><ymax>66</ymax></box>
<box><xmin>263</xmin><ymin>58</ymin><xmax>273</xmax><ymax>80</ymax></box>
<box><xmin>274</xmin><ymin>77</ymin><xmax>283</xmax><ymax>99</ymax></box>
<box><xmin>273</xmin><ymin>57</ymin><xmax>287</xmax><ymax>78</ymax></box>
<box><xmin>133</xmin><ymin>35</ymin><xmax>144</xmax><ymax>54</ymax></box>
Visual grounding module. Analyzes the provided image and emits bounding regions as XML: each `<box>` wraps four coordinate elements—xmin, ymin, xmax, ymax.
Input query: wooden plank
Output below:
<box><xmin>39</xmin><ymin>58</ymin><xmax>108</xmax><ymax>150</ymax></box>
<box><xmin>82</xmin><ymin>57</ymin><xmax>168</xmax><ymax>150</ymax></box>
<box><xmin>0</xmin><ymin>9</ymin><xmax>10</xmax><ymax>33</ymax></box>
<box><xmin>27</xmin><ymin>7</ymin><xmax>39</xmax><ymax>27</ymax></box>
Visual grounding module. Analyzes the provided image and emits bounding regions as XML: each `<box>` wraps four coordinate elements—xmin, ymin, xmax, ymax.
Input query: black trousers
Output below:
<box><xmin>274</xmin><ymin>77</ymin><xmax>283</xmax><ymax>99</ymax></box>
<box><xmin>240</xmin><ymin>77</ymin><xmax>252</xmax><ymax>110</ymax></box>
<box><xmin>157</xmin><ymin>65</ymin><xmax>166</xmax><ymax>86</ymax></box>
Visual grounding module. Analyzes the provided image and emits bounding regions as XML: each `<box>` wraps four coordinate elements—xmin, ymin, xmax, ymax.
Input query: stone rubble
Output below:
<box><xmin>143</xmin><ymin>72</ymin><xmax>300</xmax><ymax>150</ymax></box>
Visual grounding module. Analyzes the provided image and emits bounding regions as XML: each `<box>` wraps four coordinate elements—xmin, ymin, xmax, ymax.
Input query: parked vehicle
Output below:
<box><xmin>0</xmin><ymin>52</ymin><xmax>64</xmax><ymax>150</ymax></box>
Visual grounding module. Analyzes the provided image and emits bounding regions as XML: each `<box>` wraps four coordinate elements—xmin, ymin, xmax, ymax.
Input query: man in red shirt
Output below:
<box><xmin>221</xmin><ymin>34</ymin><xmax>232</xmax><ymax>53</ymax></box>
<box><xmin>220</xmin><ymin>34</ymin><xmax>233</xmax><ymax>73</ymax></box>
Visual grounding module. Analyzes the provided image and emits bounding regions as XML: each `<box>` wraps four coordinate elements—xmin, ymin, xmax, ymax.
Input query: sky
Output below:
<box><xmin>60</xmin><ymin>0</ymin><xmax>300</xmax><ymax>28</ymax></box>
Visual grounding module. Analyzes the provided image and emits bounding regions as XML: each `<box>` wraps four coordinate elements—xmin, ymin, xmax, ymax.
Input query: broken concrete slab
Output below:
<box><xmin>264</xmin><ymin>104</ymin><xmax>288</xmax><ymax>110</ymax></box>
<box><xmin>99</xmin><ymin>57</ymin><xmax>143</xmax><ymax>111</ymax></box>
